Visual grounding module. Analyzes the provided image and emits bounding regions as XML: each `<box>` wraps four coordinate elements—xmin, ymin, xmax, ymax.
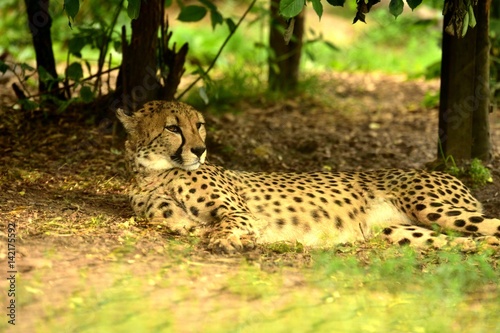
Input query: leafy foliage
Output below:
<box><xmin>442</xmin><ymin>155</ymin><xmax>493</xmax><ymax>188</ymax></box>
<box><xmin>406</xmin><ymin>0</ymin><xmax>423</xmax><ymax>10</ymax></box>
<box><xmin>279</xmin><ymin>0</ymin><xmax>306</xmax><ymax>19</ymax></box>
<box><xmin>389</xmin><ymin>0</ymin><xmax>404</xmax><ymax>19</ymax></box>
<box><xmin>443</xmin><ymin>0</ymin><xmax>477</xmax><ymax>37</ymax></box>
<box><xmin>327</xmin><ymin>0</ymin><xmax>345</xmax><ymax>6</ymax></box>
<box><xmin>310</xmin><ymin>0</ymin><xmax>323</xmax><ymax>19</ymax></box>
<box><xmin>64</xmin><ymin>0</ymin><xmax>80</xmax><ymax>27</ymax></box>
<box><xmin>175</xmin><ymin>1</ymin><xmax>226</xmax><ymax>30</ymax></box>
<box><xmin>3</xmin><ymin>0</ymin><xmax>260</xmax><ymax>109</ymax></box>
<box><xmin>0</xmin><ymin>60</ymin><xmax>9</xmax><ymax>74</ymax></box>
<box><xmin>469</xmin><ymin>158</ymin><xmax>493</xmax><ymax>186</ymax></box>
<box><xmin>279</xmin><ymin>0</ymin><xmax>477</xmax><ymax>36</ymax></box>
<box><xmin>177</xmin><ymin>5</ymin><xmax>207</xmax><ymax>22</ymax></box>
<box><xmin>65</xmin><ymin>62</ymin><xmax>84</xmax><ymax>81</ymax></box>
<box><xmin>127</xmin><ymin>0</ymin><xmax>141</xmax><ymax>20</ymax></box>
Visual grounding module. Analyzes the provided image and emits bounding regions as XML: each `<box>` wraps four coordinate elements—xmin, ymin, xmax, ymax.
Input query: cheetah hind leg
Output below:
<box><xmin>381</xmin><ymin>224</ymin><xmax>500</xmax><ymax>251</ymax></box>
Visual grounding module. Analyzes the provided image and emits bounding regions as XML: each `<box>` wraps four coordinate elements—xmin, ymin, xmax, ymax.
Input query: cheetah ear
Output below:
<box><xmin>116</xmin><ymin>108</ymin><xmax>136</xmax><ymax>133</ymax></box>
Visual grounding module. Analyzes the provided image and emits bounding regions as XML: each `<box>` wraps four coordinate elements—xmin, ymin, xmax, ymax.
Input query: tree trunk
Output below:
<box><xmin>268</xmin><ymin>0</ymin><xmax>304</xmax><ymax>92</ymax></box>
<box><xmin>438</xmin><ymin>0</ymin><xmax>492</xmax><ymax>163</ymax></box>
<box><xmin>492</xmin><ymin>0</ymin><xmax>500</xmax><ymax>101</ymax></box>
<box><xmin>120</xmin><ymin>0</ymin><xmax>162</xmax><ymax>111</ymax></box>
<box><xmin>24</xmin><ymin>0</ymin><xmax>60</xmax><ymax>95</ymax></box>
<box><xmin>118</xmin><ymin>1</ymin><xmax>189</xmax><ymax>111</ymax></box>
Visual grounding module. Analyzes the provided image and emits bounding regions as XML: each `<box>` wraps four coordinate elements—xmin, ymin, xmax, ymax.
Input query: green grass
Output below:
<box><xmin>12</xmin><ymin>243</ymin><xmax>499</xmax><ymax>333</ymax></box>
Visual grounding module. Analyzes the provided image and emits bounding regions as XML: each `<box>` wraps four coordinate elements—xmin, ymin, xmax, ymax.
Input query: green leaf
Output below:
<box><xmin>165</xmin><ymin>0</ymin><xmax>173</xmax><ymax>7</ymax></box>
<box><xmin>210</xmin><ymin>9</ymin><xmax>223</xmax><ymax>29</ymax></box>
<box><xmin>83</xmin><ymin>60</ymin><xmax>92</xmax><ymax>77</ymax></box>
<box><xmin>389</xmin><ymin>0</ymin><xmax>404</xmax><ymax>18</ymax></box>
<box><xmin>405</xmin><ymin>0</ymin><xmax>422</xmax><ymax>10</ymax></box>
<box><xmin>467</xmin><ymin>4</ymin><xmax>476</xmax><ymax>28</ymax></box>
<box><xmin>0</xmin><ymin>60</ymin><xmax>9</xmax><ymax>74</ymax></box>
<box><xmin>198</xmin><ymin>0</ymin><xmax>217</xmax><ymax>11</ymax></box>
<box><xmin>326</xmin><ymin>0</ymin><xmax>345</xmax><ymax>6</ymax></box>
<box><xmin>19</xmin><ymin>99</ymin><xmax>39</xmax><ymax>111</ymax></box>
<box><xmin>80</xmin><ymin>86</ymin><xmax>94</xmax><ymax>103</ymax></box>
<box><xmin>225</xmin><ymin>18</ymin><xmax>236</xmax><ymax>33</ymax></box>
<box><xmin>68</xmin><ymin>37</ymin><xmax>87</xmax><ymax>57</ymax></box>
<box><xmin>20</xmin><ymin>63</ymin><xmax>35</xmax><ymax>72</ymax></box>
<box><xmin>113</xmin><ymin>40</ymin><xmax>122</xmax><ymax>53</ymax></box>
<box><xmin>56</xmin><ymin>99</ymin><xmax>75</xmax><ymax>114</ymax></box>
<box><xmin>323</xmin><ymin>40</ymin><xmax>340</xmax><ymax>51</ymax></box>
<box><xmin>305</xmin><ymin>48</ymin><xmax>316</xmax><ymax>61</ymax></box>
<box><xmin>177</xmin><ymin>5</ymin><xmax>207</xmax><ymax>22</ymax></box>
<box><xmin>38</xmin><ymin>66</ymin><xmax>56</xmax><ymax>85</ymax></box>
<box><xmin>38</xmin><ymin>67</ymin><xmax>51</xmax><ymax>80</ymax></box>
<box><xmin>64</xmin><ymin>0</ymin><xmax>80</xmax><ymax>20</ymax></box>
<box><xmin>279</xmin><ymin>0</ymin><xmax>305</xmax><ymax>19</ymax></box>
<box><xmin>127</xmin><ymin>0</ymin><xmax>141</xmax><ymax>20</ymax></box>
<box><xmin>66</xmin><ymin>62</ymin><xmax>83</xmax><ymax>81</ymax></box>
<box><xmin>310</xmin><ymin>0</ymin><xmax>323</xmax><ymax>19</ymax></box>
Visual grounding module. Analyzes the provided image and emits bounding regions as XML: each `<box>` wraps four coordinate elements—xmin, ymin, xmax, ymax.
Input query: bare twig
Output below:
<box><xmin>359</xmin><ymin>223</ymin><xmax>367</xmax><ymax>242</ymax></box>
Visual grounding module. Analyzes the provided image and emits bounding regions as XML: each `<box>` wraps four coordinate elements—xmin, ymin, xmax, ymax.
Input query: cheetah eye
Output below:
<box><xmin>165</xmin><ymin>125</ymin><xmax>181</xmax><ymax>133</ymax></box>
<box><xmin>196</xmin><ymin>122</ymin><xmax>205</xmax><ymax>130</ymax></box>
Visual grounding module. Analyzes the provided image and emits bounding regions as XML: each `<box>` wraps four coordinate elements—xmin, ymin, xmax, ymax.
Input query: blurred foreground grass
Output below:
<box><xmin>10</xmin><ymin>241</ymin><xmax>499</xmax><ymax>333</ymax></box>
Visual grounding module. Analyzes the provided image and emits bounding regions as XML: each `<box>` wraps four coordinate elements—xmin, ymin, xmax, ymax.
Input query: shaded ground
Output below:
<box><xmin>0</xmin><ymin>72</ymin><xmax>499</xmax><ymax>331</ymax></box>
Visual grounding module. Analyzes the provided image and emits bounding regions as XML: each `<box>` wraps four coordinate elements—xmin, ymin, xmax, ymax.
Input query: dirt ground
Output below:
<box><xmin>1</xmin><ymin>72</ymin><xmax>499</xmax><ymax>330</ymax></box>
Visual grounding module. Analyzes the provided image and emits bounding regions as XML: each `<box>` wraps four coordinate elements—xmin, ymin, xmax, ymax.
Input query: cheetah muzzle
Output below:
<box><xmin>117</xmin><ymin>101</ymin><xmax>500</xmax><ymax>254</ymax></box>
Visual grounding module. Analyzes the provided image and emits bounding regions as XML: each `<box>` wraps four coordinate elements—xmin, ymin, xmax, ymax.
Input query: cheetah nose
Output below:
<box><xmin>191</xmin><ymin>147</ymin><xmax>206</xmax><ymax>158</ymax></box>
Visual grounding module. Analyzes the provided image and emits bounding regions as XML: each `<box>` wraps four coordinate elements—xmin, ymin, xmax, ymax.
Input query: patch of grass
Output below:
<box><xmin>86</xmin><ymin>215</ymin><xmax>110</xmax><ymax>228</ymax></box>
<box><xmin>444</xmin><ymin>157</ymin><xmax>493</xmax><ymax>188</ymax></box>
<box><xmin>226</xmin><ymin>265</ymin><xmax>282</xmax><ymax>300</ymax></box>
<box><xmin>264</xmin><ymin>241</ymin><xmax>305</xmax><ymax>254</ymax></box>
<box><xmin>422</xmin><ymin>90</ymin><xmax>440</xmax><ymax>108</ymax></box>
<box><xmin>469</xmin><ymin>158</ymin><xmax>493</xmax><ymax>186</ymax></box>
<box><xmin>15</xmin><ymin>243</ymin><xmax>499</xmax><ymax>333</ymax></box>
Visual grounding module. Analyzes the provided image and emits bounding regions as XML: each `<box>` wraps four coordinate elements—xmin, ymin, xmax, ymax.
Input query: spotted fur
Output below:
<box><xmin>118</xmin><ymin>101</ymin><xmax>500</xmax><ymax>253</ymax></box>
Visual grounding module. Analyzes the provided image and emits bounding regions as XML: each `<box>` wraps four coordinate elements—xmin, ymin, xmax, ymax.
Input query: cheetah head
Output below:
<box><xmin>117</xmin><ymin>101</ymin><xmax>206</xmax><ymax>172</ymax></box>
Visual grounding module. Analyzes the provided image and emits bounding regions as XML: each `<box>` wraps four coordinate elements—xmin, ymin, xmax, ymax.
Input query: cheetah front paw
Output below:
<box><xmin>208</xmin><ymin>234</ymin><xmax>256</xmax><ymax>254</ymax></box>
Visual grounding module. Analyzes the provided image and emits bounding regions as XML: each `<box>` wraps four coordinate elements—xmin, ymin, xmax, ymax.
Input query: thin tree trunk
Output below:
<box><xmin>438</xmin><ymin>0</ymin><xmax>492</xmax><ymax>162</ymax></box>
<box><xmin>24</xmin><ymin>0</ymin><xmax>60</xmax><ymax>95</ymax></box>
<box><xmin>471</xmin><ymin>0</ymin><xmax>491</xmax><ymax>160</ymax></box>
<box><xmin>117</xmin><ymin>1</ymin><xmax>188</xmax><ymax>112</ymax></box>
<box><xmin>490</xmin><ymin>0</ymin><xmax>500</xmax><ymax>101</ymax></box>
<box><xmin>121</xmin><ymin>0</ymin><xmax>162</xmax><ymax>111</ymax></box>
<box><xmin>268</xmin><ymin>0</ymin><xmax>304</xmax><ymax>92</ymax></box>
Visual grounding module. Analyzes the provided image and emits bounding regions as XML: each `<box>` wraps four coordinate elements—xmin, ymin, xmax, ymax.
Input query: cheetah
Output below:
<box><xmin>117</xmin><ymin>101</ymin><xmax>500</xmax><ymax>254</ymax></box>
